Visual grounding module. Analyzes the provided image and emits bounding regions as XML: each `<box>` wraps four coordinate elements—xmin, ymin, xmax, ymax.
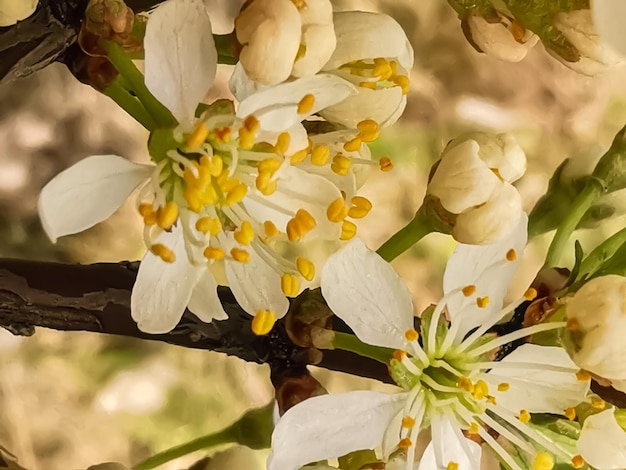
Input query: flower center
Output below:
<box><xmin>339</xmin><ymin>57</ymin><xmax>410</xmax><ymax>94</ymax></box>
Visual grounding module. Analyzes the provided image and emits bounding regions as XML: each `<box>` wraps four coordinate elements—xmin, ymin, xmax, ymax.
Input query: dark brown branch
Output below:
<box><xmin>0</xmin><ymin>258</ymin><xmax>389</xmax><ymax>384</ymax></box>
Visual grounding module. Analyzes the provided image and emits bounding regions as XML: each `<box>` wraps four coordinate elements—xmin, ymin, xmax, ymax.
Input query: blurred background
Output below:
<box><xmin>1</xmin><ymin>0</ymin><xmax>626</xmax><ymax>468</ymax></box>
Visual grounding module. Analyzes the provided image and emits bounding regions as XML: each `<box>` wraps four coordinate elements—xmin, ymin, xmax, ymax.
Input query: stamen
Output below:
<box><xmin>274</xmin><ymin>133</ymin><xmax>291</xmax><ymax>155</ymax></box>
<box><xmin>358</xmin><ymin>81</ymin><xmax>376</xmax><ymax>90</ymax></box>
<box><xmin>343</xmin><ymin>137</ymin><xmax>362</xmax><ymax>152</ymax></box>
<box><xmin>564</xmin><ymin>407</ymin><xmax>576</xmax><ymax>420</ymax></box>
<box><xmin>230</xmin><ymin>248</ymin><xmax>250</xmax><ymax>263</ymax></box>
<box><xmin>348</xmin><ymin>196</ymin><xmax>372</xmax><ymax>219</ymax></box>
<box><xmin>201</xmin><ymin>155</ymin><xmax>223</xmax><ymax>177</ymax></box>
<box><xmin>297</xmin><ymin>94</ymin><xmax>315</xmax><ymax>114</ymax></box>
<box><xmin>340</xmin><ymin>220</ymin><xmax>357</xmax><ymax>240</ymax></box>
<box><xmin>506</xmin><ymin>248</ymin><xmax>517</xmax><ymax>261</ymax></box>
<box><xmin>138</xmin><ymin>203</ymin><xmax>154</xmax><ymax>217</ymax></box>
<box><xmin>157</xmin><ymin>202</ymin><xmax>179</xmax><ymax>230</ymax></box>
<box><xmin>476</xmin><ymin>296</ymin><xmax>490</xmax><ymax>308</ymax></box>
<box><xmin>486</xmin><ymin>395</ymin><xmax>496</xmax><ymax>405</ymax></box>
<box><xmin>281</xmin><ymin>273</ymin><xmax>300</xmax><ymax>297</ymax></box>
<box><xmin>532</xmin><ymin>453</ymin><xmax>554</xmax><ymax>470</ymax></box>
<box><xmin>234</xmin><ymin>221</ymin><xmax>254</xmax><ymax>245</ymax></box>
<box><xmin>397</xmin><ymin>437</ymin><xmax>412</xmax><ymax>449</ymax></box>
<box><xmin>150</xmin><ymin>243</ymin><xmax>176</xmax><ymax>263</ymax></box>
<box><xmin>379</xmin><ymin>157</ymin><xmax>394</xmax><ymax>171</ymax></box>
<box><xmin>290</xmin><ymin>149</ymin><xmax>308</xmax><ymax>165</ymax></box>
<box><xmin>203</xmin><ymin>246</ymin><xmax>224</xmax><ymax>260</ymax></box>
<box><xmin>591</xmin><ymin>397</ymin><xmax>606</xmax><ymax>409</ymax></box>
<box><xmin>310</xmin><ymin>145</ymin><xmax>330</xmax><ymax>165</ymax></box>
<box><xmin>401</xmin><ymin>416</ymin><xmax>415</xmax><ymax>429</ymax></box>
<box><xmin>457</xmin><ymin>377</ymin><xmax>474</xmax><ymax>393</ymax></box>
<box><xmin>296</xmin><ymin>257</ymin><xmax>315</xmax><ymax>281</ymax></box>
<box><xmin>327</xmin><ymin>198</ymin><xmax>349</xmax><ymax>222</ymax></box>
<box><xmin>196</xmin><ymin>217</ymin><xmax>222</xmax><ymax>236</ymax></box>
<box><xmin>404</xmin><ymin>329</ymin><xmax>419</xmax><ymax>342</ymax></box>
<box><xmin>264</xmin><ymin>220</ymin><xmax>279</xmax><ymax>238</ymax></box>
<box><xmin>251</xmin><ymin>309</ymin><xmax>276</xmax><ymax>335</ymax></box>
<box><xmin>472</xmin><ymin>380</ymin><xmax>489</xmax><ymax>400</ymax></box>
<box><xmin>226</xmin><ymin>182</ymin><xmax>248</xmax><ymax>206</ymax></box>
<box><xmin>566</xmin><ymin>318</ymin><xmax>580</xmax><ymax>330</ymax></box>
<box><xmin>462</xmin><ymin>285</ymin><xmax>476</xmax><ymax>297</ymax></box>
<box><xmin>497</xmin><ymin>382</ymin><xmax>510</xmax><ymax>392</ymax></box>
<box><xmin>286</xmin><ymin>209</ymin><xmax>317</xmax><ymax>241</ymax></box>
<box><xmin>467</xmin><ymin>422</ymin><xmax>479</xmax><ymax>435</ymax></box>
<box><xmin>393</xmin><ymin>75</ymin><xmax>410</xmax><ymax>94</ymax></box>
<box><xmin>186</xmin><ymin>122</ymin><xmax>209</xmax><ymax>149</ymax></box>
<box><xmin>519</xmin><ymin>409</ymin><xmax>531</xmax><ymax>423</ymax></box>
<box><xmin>524</xmin><ymin>288</ymin><xmax>538</xmax><ymax>300</ymax></box>
<box><xmin>393</xmin><ymin>349</ymin><xmax>407</xmax><ymax>361</ymax></box>
<box><xmin>214</xmin><ymin>126</ymin><xmax>231</xmax><ymax>143</ymax></box>
<box><xmin>576</xmin><ymin>370</ymin><xmax>591</xmax><ymax>381</ymax></box>
<box><xmin>571</xmin><ymin>455</ymin><xmax>584</xmax><ymax>469</ymax></box>
<box><xmin>446</xmin><ymin>463</ymin><xmax>458</xmax><ymax>470</ymax></box>
<box><xmin>357</xmin><ymin>119</ymin><xmax>379</xmax><ymax>142</ymax></box>
<box><xmin>331</xmin><ymin>154</ymin><xmax>352</xmax><ymax>176</ymax></box>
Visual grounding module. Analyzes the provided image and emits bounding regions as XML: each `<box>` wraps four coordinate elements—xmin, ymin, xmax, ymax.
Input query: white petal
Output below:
<box><xmin>144</xmin><ymin>0</ymin><xmax>217</xmax><ymax>122</ymax></box>
<box><xmin>236</xmin><ymin>74</ymin><xmax>357</xmax><ymax>131</ymax></box>
<box><xmin>131</xmin><ymin>226</ymin><xmax>203</xmax><ymax>333</ymax></box>
<box><xmin>243</xmin><ymin>164</ymin><xmax>343</xmax><ymax>240</ymax></box>
<box><xmin>225</xmin><ymin>240</ymin><xmax>289</xmax><ymax>318</ymax></box>
<box><xmin>418</xmin><ymin>416</ymin><xmax>481</xmax><ymax>470</ymax></box>
<box><xmin>38</xmin><ymin>155</ymin><xmax>152</xmax><ymax>242</ymax></box>
<box><xmin>0</xmin><ymin>0</ymin><xmax>37</xmax><ymax>26</ymax></box>
<box><xmin>324</xmin><ymin>11</ymin><xmax>413</xmax><ymax>70</ymax></box>
<box><xmin>319</xmin><ymin>85</ymin><xmax>405</xmax><ymax>129</ymax></box>
<box><xmin>202</xmin><ymin>0</ymin><xmax>245</xmax><ymax>34</ymax></box>
<box><xmin>268</xmin><ymin>391</ymin><xmax>406</xmax><ymax>470</ymax></box>
<box><xmin>593</xmin><ymin>0</ymin><xmax>626</xmax><ymax>57</ymax></box>
<box><xmin>188</xmin><ymin>271</ymin><xmax>228</xmax><ymax>322</ymax></box>
<box><xmin>229</xmin><ymin>62</ymin><xmax>265</xmax><ymax>102</ymax></box>
<box><xmin>578</xmin><ymin>409</ymin><xmax>626</xmax><ymax>469</ymax></box>
<box><xmin>485</xmin><ymin>344</ymin><xmax>589</xmax><ymax>414</ymax></box>
<box><xmin>443</xmin><ymin>213</ymin><xmax>528</xmax><ymax>338</ymax></box>
<box><xmin>292</xmin><ymin>23</ymin><xmax>337</xmax><ymax>77</ymax></box>
<box><xmin>321</xmin><ymin>238</ymin><xmax>414</xmax><ymax>350</ymax></box>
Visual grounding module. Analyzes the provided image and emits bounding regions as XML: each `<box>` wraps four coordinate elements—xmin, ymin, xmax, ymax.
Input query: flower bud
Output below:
<box><xmin>425</xmin><ymin>133</ymin><xmax>526</xmax><ymax>244</ymax></box>
<box><xmin>0</xmin><ymin>0</ymin><xmax>37</xmax><ymax>26</ymax></box>
<box><xmin>566</xmin><ymin>275</ymin><xmax>626</xmax><ymax>381</ymax></box>
<box><xmin>463</xmin><ymin>12</ymin><xmax>539</xmax><ymax>62</ymax></box>
<box><xmin>549</xmin><ymin>9</ymin><xmax>622</xmax><ymax>76</ymax></box>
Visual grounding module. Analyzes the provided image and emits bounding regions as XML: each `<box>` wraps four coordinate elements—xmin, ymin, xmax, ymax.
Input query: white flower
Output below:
<box><xmin>577</xmin><ymin>408</ymin><xmax>626</xmax><ymax>469</ymax></box>
<box><xmin>550</xmin><ymin>8</ymin><xmax>622</xmax><ymax>76</ymax></box>
<box><xmin>464</xmin><ymin>12</ymin><xmax>539</xmax><ymax>62</ymax></box>
<box><xmin>592</xmin><ymin>0</ymin><xmax>626</xmax><ymax>57</ymax></box>
<box><xmin>38</xmin><ymin>0</ymin><xmax>361</xmax><ymax>335</ymax></box>
<box><xmin>426</xmin><ymin>132</ymin><xmax>526</xmax><ymax>245</ymax></box>
<box><xmin>566</xmin><ymin>275</ymin><xmax>626</xmax><ymax>382</ymax></box>
<box><xmin>235</xmin><ymin>0</ymin><xmax>335</xmax><ymax>86</ymax></box>
<box><xmin>268</xmin><ymin>217</ymin><xmax>590</xmax><ymax>470</ymax></box>
<box><xmin>0</xmin><ymin>0</ymin><xmax>37</xmax><ymax>26</ymax></box>
<box><xmin>319</xmin><ymin>10</ymin><xmax>414</xmax><ymax>129</ymax></box>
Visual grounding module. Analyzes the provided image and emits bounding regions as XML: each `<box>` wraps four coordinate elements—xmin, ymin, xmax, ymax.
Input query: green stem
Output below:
<box><xmin>104</xmin><ymin>41</ymin><xmax>177</xmax><ymax>128</ymax></box>
<box><xmin>376</xmin><ymin>207</ymin><xmax>434</xmax><ymax>262</ymax></box>
<box><xmin>333</xmin><ymin>331</ymin><xmax>393</xmax><ymax>364</ymax></box>
<box><xmin>577</xmin><ymin>226</ymin><xmax>626</xmax><ymax>281</ymax></box>
<box><xmin>104</xmin><ymin>79</ymin><xmax>156</xmax><ymax>130</ymax></box>
<box><xmin>132</xmin><ymin>426</ymin><xmax>236</xmax><ymax>470</ymax></box>
<box><xmin>545</xmin><ymin>179</ymin><xmax>604</xmax><ymax>267</ymax></box>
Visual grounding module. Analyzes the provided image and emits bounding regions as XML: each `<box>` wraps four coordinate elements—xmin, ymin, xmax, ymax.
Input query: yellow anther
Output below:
<box><xmin>566</xmin><ymin>318</ymin><xmax>580</xmax><ymax>331</ymax></box>
<box><xmin>331</xmin><ymin>154</ymin><xmax>352</xmax><ymax>176</ymax></box>
<box><xmin>252</xmin><ymin>309</ymin><xmax>276</xmax><ymax>336</ymax></box>
<box><xmin>393</xmin><ymin>75</ymin><xmax>410</xmax><ymax>94</ymax></box>
<box><xmin>497</xmin><ymin>382</ymin><xmax>510</xmax><ymax>392</ymax></box>
<box><xmin>446</xmin><ymin>463</ymin><xmax>459</xmax><ymax>470</ymax></box>
<box><xmin>196</xmin><ymin>217</ymin><xmax>222</xmax><ymax>236</ymax></box>
<box><xmin>519</xmin><ymin>409</ymin><xmax>531</xmax><ymax>423</ymax></box>
<box><xmin>150</xmin><ymin>243</ymin><xmax>176</xmax><ymax>263</ymax></box>
<box><xmin>234</xmin><ymin>221</ymin><xmax>254</xmax><ymax>245</ymax></box>
<box><xmin>393</xmin><ymin>349</ymin><xmax>407</xmax><ymax>361</ymax></box>
<box><xmin>256</xmin><ymin>173</ymin><xmax>278</xmax><ymax>196</ymax></box>
<box><xmin>295</xmin><ymin>209</ymin><xmax>316</xmax><ymax>230</ymax></box>
<box><xmin>327</xmin><ymin>198</ymin><xmax>350</xmax><ymax>222</ymax></box>
<box><xmin>372</xmin><ymin>58</ymin><xmax>392</xmax><ymax>80</ymax></box>
<box><xmin>404</xmin><ymin>329</ymin><xmax>419</xmax><ymax>342</ymax></box>
<box><xmin>576</xmin><ymin>370</ymin><xmax>591</xmax><ymax>381</ymax></box>
<box><xmin>398</xmin><ymin>438</ymin><xmax>412</xmax><ymax>450</ymax></box>
<box><xmin>348</xmin><ymin>196</ymin><xmax>372</xmax><ymax>219</ymax></box>
<box><xmin>532</xmin><ymin>453</ymin><xmax>554</xmax><ymax>470</ymax></box>
<box><xmin>230</xmin><ymin>248</ymin><xmax>250</xmax><ymax>263</ymax></box>
<box><xmin>343</xmin><ymin>137</ymin><xmax>362</xmax><ymax>152</ymax></box>
<box><xmin>200</xmin><ymin>155</ymin><xmax>223</xmax><ymax>177</ymax></box>
<box><xmin>226</xmin><ymin>183</ymin><xmax>248</xmax><ymax>206</ymax></box>
<box><xmin>340</xmin><ymin>220</ymin><xmax>357</xmax><ymax>240</ymax></box>
<box><xmin>290</xmin><ymin>149</ymin><xmax>308</xmax><ymax>165</ymax></box>
<box><xmin>239</xmin><ymin>116</ymin><xmax>259</xmax><ymax>150</ymax></box>
<box><xmin>203</xmin><ymin>246</ymin><xmax>225</xmax><ymax>260</ymax></box>
<box><xmin>286</xmin><ymin>209</ymin><xmax>317</xmax><ymax>242</ymax></box>
<box><xmin>183</xmin><ymin>189</ymin><xmax>203</xmax><ymax>213</ymax></box>
<box><xmin>564</xmin><ymin>407</ymin><xmax>576</xmax><ymax>421</ymax></box>
<box><xmin>274</xmin><ymin>132</ymin><xmax>291</xmax><ymax>155</ymax></box>
<box><xmin>138</xmin><ymin>203</ymin><xmax>154</xmax><ymax>217</ymax></box>
<box><xmin>358</xmin><ymin>81</ymin><xmax>377</xmax><ymax>90</ymax></box>
<box><xmin>476</xmin><ymin>296</ymin><xmax>490</xmax><ymax>308</ymax></box>
<box><xmin>243</xmin><ymin>114</ymin><xmax>260</xmax><ymax>132</ymax></box>
<box><xmin>524</xmin><ymin>288</ymin><xmax>538</xmax><ymax>301</ymax></box>
<box><xmin>462</xmin><ymin>285</ymin><xmax>476</xmax><ymax>297</ymax></box>
<box><xmin>486</xmin><ymin>395</ymin><xmax>497</xmax><ymax>405</ymax></box>
<box><xmin>389</xmin><ymin>60</ymin><xmax>398</xmax><ymax>76</ymax></box>
<box><xmin>186</xmin><ymin>122</ymin><xmax>209</xmax><ymax>149</ymax></box>
<box><xmin>571</xmin><ymin>455</ymin><xmax>584</xmax><ymax>469</ymax></box>
<box><xmin>311</xmin><ymin>145</ymin><xmax>330</xmax><ymax>166</ymax></box>
<box><xmin>473</xmin><ymin>380</ymin><xmax>489</xmax><ymax>400</ymax></box>
<box><xmin>297</xmin><ymin>93</ymin><xmax>315</xmax><ymax>114</ymax></box>
<box><xmin>214</xmin><ymin>126</ymin><xmax>231</xmax><ymax>143</ymax></box>
<box><xmin>296</xmin><ymin>257</ymin><xmax>315</xmax><ymax>281</ymax></box>
<box><xmin>591</xmin><ymin>397</ymin><xmax>606</xmax><ymax>409</ymax></box>
<box><xmin>259</xmin><ymin>158</ymin><xmax>282</xmax><ymax>175</ymax></box>
<box><xmin>506</xmin><ymin>248</ymin><xmax>517</xmax><ymax>261</ymax></box>
<box><xmin>357</xmin><ymin>119</ymin><xmax>379</xmax><ymax>142</ymax></box>
<box><xmin>281</xmin><ymin>273</ymin><xmax>300</xmax><ymax>297</ymax></box>
<box><xmin>291</xmin><ymin>0</ymin><xmax>306</xmax><ymax>9</ymax></box>
<box><xmin>157</xmin><ymin>202</ymin><xmax>179</xmax><ymax>230</ymax></box>
<box><xmin>264</xmin><ymin>220</ymin><xmax>279</xmax><ymax>238</ymax></box>
<box><xmin>457</xmin><ymin>377</ymin><xmax>474</xmax><ymax>393</ymax></box>
<box><xmin>401</xmin><ymin>416</ymin><xmax>415</xmax><ymax>429</ymax></box>
<box><xmin>379</xmin><ymin>156</ymin><xmax>393</xmax><ymax>171</ymax></box>
<box><xmin>467</xmin><ymin>422</ymin><xmax>480</xmax><ymax>435</ymax></box>
<box><xmin>143</xmin><ymin>211</ymin><xmax>158</xmax><ymax>226</ymax></box>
